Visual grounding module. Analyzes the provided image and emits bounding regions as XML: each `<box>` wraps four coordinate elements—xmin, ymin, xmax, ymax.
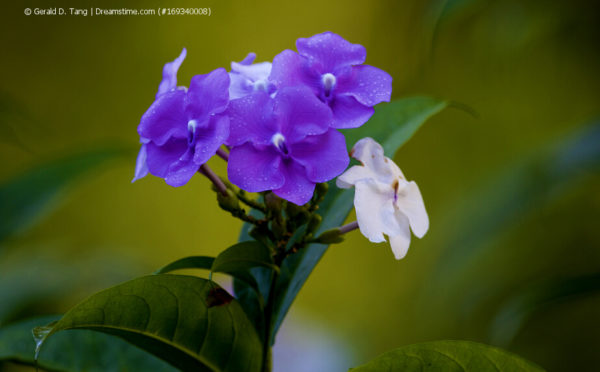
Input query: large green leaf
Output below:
<box><xmin>235</xmin><ymin>97</ymin><xmax>448</xmax><ymax>342</ymax></box>
<box><xmin>0</xmin><ymin>146</ymin><xmax>128</xmax><ymax>243</ymax></box>
<box><xmin>0</xmin><ymin>315</ymin><xmax>175</xmax><ymax>371</ymax></box>
<box><xmin>155</xmin><ymin>242</ymin><xmax>276</xmax><ymax>296</ymax></box>
<box><xmin>37</xmin><ymin>275</ymin><xmax>262</xmax><ymax>372</ymax></box>
<box><xmin>154</xmin><ymin>256</ymin><xmax>215</xmax><ymax>274</ymax></box>
<box><xmin>350</xmin><ymin>340</ymin><xmax>545</xmax><ymax>371</ymax></box>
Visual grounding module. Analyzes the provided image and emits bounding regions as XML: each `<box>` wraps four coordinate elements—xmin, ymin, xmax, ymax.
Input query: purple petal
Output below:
<box><xmin>337</xmin><ymin>65</ymin><xmax>392</xmax><ymax>106</ymax></box>
<box><xmin>237</xmin><ymin>52</ymin><xmax>256</xmax><ymax>66</ymax></box>
<box><xmin>193</xmin><ymin>114</ymin><xmax>230</xmax><ymax>165</ymax></box>
<box><xmin>290</xmin><ymin>129</ymin><xmax>349</xmax><ymax>183</ymax></box>
<box><xmin>226</xmin><ymin>91</ymin><xmax>277</xmax><ymax>147</ymax></box>
<box><xmin>145</xmin><ymin>138</ymin><xmax>188</xmax><ymax>178</ymax></box>
<box><xmin>164</xmin><ymin>148</ymin><xmax>199</xmax><ymax>187</ymax></box>
<box><xmin>228</xmin><ymin>72</ymin><xmax>253</xmax><ymax>100</ymax></box>
<box><xmin>273</xmin><ymin>161</ymin><xmax>315</xmax><ymax>206</ymax></box>
<box><xmin>228</xmin><ymin>143</ymin><xmax>284</xmax><ymax>192</ymax></box>
<box><xmin>138</xmin><ymin>89</ymin><xmax>187</xmax><ymax>146</ymax></box>
<box><xmin>187</xmin><ymin>68</ymin><xmax>230</xmax><ymax>118</ymax></box>
<box><xmin>270</xmin><ymin>50</ymin><xmax>320</xmax><ymax>93</ymax></box>
<box><xmin>157</xmin><ymin>48</ymin><xmax>187</xmax><ymax>98</ymax></box>
<box><xmin>275</xmin><ymin>86</ymin><xmax>332</xmax><ymax>143</ymax></box>
<box><xmin>132</xmin><ymin>144</ymin><xmax>149</xmax><ymax>182</ymax></box>
<box><xmin>296</xmin><ymin>32</ymin><xmax>366</xmax><ymax>73</ymax></box>
<box><xmin>330</xmin><ymin>94</ymin><xmax>374</xmax><ymax>129</ymax></box>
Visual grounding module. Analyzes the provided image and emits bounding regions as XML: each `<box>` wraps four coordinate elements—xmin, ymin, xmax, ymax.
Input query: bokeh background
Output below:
<box><xmin>1</xmin><ymin>0</ymin><xmax>599</xmax><ymax>371</ymax></box>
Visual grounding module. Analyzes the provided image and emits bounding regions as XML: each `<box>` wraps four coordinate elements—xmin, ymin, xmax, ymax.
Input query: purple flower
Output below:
<box><xmin>226</xmin><ymin>86</ymin><xmax>349</xmax><ymax>205</ymax></box>
<box><xmin>229</xmin><ymin>53</ymin><xmax>276</xmax><ymax>100</ymax></box>
<box><xmin>270</xmin><ymin>32</ymin><xmax>392</xmax><ymax>129</ymax></box>
<box><xmin>133</xmin><ymin>48</ymin><xmax>230</xmax><ymax>187</ymax></box>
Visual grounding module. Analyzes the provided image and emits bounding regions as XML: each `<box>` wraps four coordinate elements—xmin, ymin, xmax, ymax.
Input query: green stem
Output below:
<box><xmin>237</xmin><ymin>191</ymin><xmax>267</xmax><ymax>213</ymax></box>
<box><xmin>262</xmin><ymin>270</ymin><xmax>279</xmax><ymax>372</ymax></box>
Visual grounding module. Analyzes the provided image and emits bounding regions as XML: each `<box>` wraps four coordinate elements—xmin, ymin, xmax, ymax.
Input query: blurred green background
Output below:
<box><xmin>1</xmin><ymin>0</ymin><xmax>599</xmax><ymax>371</ymax></box>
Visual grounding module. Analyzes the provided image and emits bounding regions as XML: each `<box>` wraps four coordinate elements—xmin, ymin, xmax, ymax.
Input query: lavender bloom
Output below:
<box><xmin>226</xmin><ymin>87</ymin><xmax>349</xmax><ymax>205</ymax></box>
<box><xmin>133</xmin><ymin>48</ymin><xmax>230</xmax><ymax>187</ymax></box>
<box><xmin>270</xmin><ymin>32</ymin><xmax>392</xmax><ymax>129</ymax></box>
<box><xmin>229</xmin><ymin>53</ymin><xmax>276</xmax><ymax>100</ymax></box>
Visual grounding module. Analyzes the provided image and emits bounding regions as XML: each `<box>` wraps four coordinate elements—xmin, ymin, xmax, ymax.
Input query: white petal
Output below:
<box><xmin>351</xmin><ymin>137</ymin><xmax>400</xmax><ymax>183</ymax></box>
<box><xmin>336</xmin><ymin>165</ymin><xmax>375</xmax><ymax>188</ymax></box>
<box><xmin>388</xmin><ymin>211</ymin><xmax>412</xmax><ymax>259</ymax></box>
<box><xmin>354</xmin><ymin>180</ymin><xmax>394</xmax><ymax>243</ymax></box>
<box><xmin>231</xmin><ymin>61</ymin><xmax>272</xmax><ymax>82</ymax></box>
<box><xmin>395</xmin><ymin>181</ymin><xmax>429</xmax><ymax>238</ymax></box>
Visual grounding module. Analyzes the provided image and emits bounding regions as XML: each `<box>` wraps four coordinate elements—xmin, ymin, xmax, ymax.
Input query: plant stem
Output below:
<box><xmin>262</xmin><ymin>270</ymin><xmax>279</xmax><ymax>372</ymax></box>
<box><xmin>237</xmin><ymin>191</ymin><xmax>267</xmax><ymax>213</ymax></box>
<box><xmin>216</xmin><ymin>147</ymin><xmax>229</xmax><ymax>161</ymax></box>
<box><xmin>199</xmin><ymin>164</ymin><xmax>228</xmax><ymax>196</ymax></box>
<box><xmin>339</xmin><ymin>221</ymin><xmax>359</xmax><ymax>234</ymax></box>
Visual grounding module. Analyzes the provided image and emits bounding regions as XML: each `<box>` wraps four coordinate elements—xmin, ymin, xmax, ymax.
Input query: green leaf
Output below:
<box><xmin>212</xmin><ymin>241</ymin><xmax>278</xmax><ymax>274</ymax></box>
<box><xmin>235</xmin><ymin>97</ymin><xmax>448</xmax><ymax>342</ymax></box>
<box><xmin>154</xmin><ymin>256</ymin><xmax>215</xmax><ymax>274</ymax></box>
<box><xmin>0</xmin><ymin>146</ymin><xmax>128</xmax><ymax>243</ymax></box>
<box><xmin>490</xmin><ymin>273</ymin><xmax>600</xmax><ymax>346</ymax></box>
<box><xmin>0</xmin><ymin>315</ymin><xmax>176</xmax><ymax>371</ymax></box>
<box><xmin>350</xmin><ymin>340</ymin><xmax>545</xmax><ymax>372</ymax></box>
<box><xmin>37</xmin><ymin>275</ymin><xmax>262</xmax><ymax>372</ymax></box>
<box><xmin>155</xmin><ymin>242</ymin><xmax>276</xmax><ymax>296</ymax></box>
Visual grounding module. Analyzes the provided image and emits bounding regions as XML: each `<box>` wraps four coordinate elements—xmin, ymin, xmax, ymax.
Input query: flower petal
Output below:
<box><xmin>165</xmin><ymin>148</ymin><xmax>199</xmax><ymax>187</ymax></box>
<box><xmin>193</xmin><ymin>114</ymin><xmax>230</xmax><ymax>165</ymax></box>
<box><xmin>351</xmin><ymin>137</ymin><xmax>403</xmax><ymax>183</ymax></box>
<box><xmin>132</xmin><ymin>144</ymin><xmax>149</xmax><ymax>182</ymax></box>
<box><xmin>270</xmin><ymin>50</ymin><xmax>320</xmax><ymax>93</ymax></box>
<box><xmin>273</xmin><ymin>161</ymin><xmax>315</xmax><ymax>205</ymax></box>
<box><xmin>296</xmin><ymin>32</ymin><xmax>366</xmax><ymax>72</ymax></box>
<box><xmin>226</xmin><ymin>91</ymin><xmax>277</xmax><ymax>147</ymax></box>
<box><xmin>231</xmin><ymin>61</ymin><xmax>272</xmax><ymax>82</ymax></box>
<box><xmin>228</xmin><ymin>142</ymin><xmax>284</xmax><ymax>192</ymax></box>
<box><xmin>187</xmin><ymin>68</ymin><xmax>230</xmax><ymax>118</ymax></box>
<box><xmin>337</xmin><ymin>65</ymin><xmax>392</xmax><ymax>107</ymax></box>
<box><xmin>235</xmin><ymin>52</ymin><xmax>256</xmax><ymax>66</ymax></box>
<box><xmin>138</xmin><ymin>89</ymin><xmax>187</xmax><ymax>146</ymax></box>
<box><xmin>145</xmin><ymin>138</ymin><xmax>188</xmax><ymax>178</ymax></box>
<box><xmin>228</xmin><ymin>72</ymin><xmax>252</xmax><ymax>100</ymax></box>
<box><xmin>336</xmin><ymin>165</ymin><xmax>375</xmax><ymax>188</ymax></box>
<box><xmin>276</xmin><ymin>86</ymin><xmax>332</xmax><ymax>142</ymax></box>
<box><xmin>353</xmin><ymin>180</ymin><xmax>393</xmax><ymax>243</ymax></box>
<box><xmin>157</xmin><ymin>48</ymin><xmax>187</xmax><ymax>98</ymax></box>
<box><xmin>388</xmin><ymin>211</ymin><xmax>411</xmax><ymax>259</ymax></box>
<box><xmin>396</xmin><ymin>181</ymin><xmax>429</xmax><ymax>238</ymax></box>
<box><xmin>330</xmin><ymin>94</ymin><xmax>374</xmax><ymax>129</ymax></box>
<box><xmin>290</xmin><ymin>129</ymin><xmax>349</xmax><ymax>183</ymax></box>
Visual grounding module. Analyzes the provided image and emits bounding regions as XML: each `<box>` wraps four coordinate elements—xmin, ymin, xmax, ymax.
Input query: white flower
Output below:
<box><xmin>336</xmin><ymin>137</ymin><xmax>429</xmax><ymax>259</ymax></box>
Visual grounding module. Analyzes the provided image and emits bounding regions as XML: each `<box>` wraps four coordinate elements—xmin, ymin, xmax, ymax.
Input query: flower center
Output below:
<box><xmin>187</xmin><ymin>120</ymin><xmax>197</xmax><ymax>146</ymax></box>
<box><xmin>271</xmin><ymin>132</ymin><xmax>289</xmax><ymax>156</ymax></box>
<box><xmin>321</xmin><ymin>73</ymin><xmax>336</xmax><ymax>97</ymax></box>
<box><xmin>253</xmin><ymin>79</ymin><xmax>268</xmax><ymax>92</ymax></box>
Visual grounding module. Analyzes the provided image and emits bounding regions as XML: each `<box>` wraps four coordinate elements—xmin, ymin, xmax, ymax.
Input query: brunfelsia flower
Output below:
<box><xmin>226</xmin><ymin>86</ymin><xmax>349</xmax><ymax>205</ymax></box>
<box><xmin>229</xmin><ymin>53</ymin><xmax>276</xmax><ymax>100</ymax></box>
<box><xmin>133</xmin><ymin>48</ymin><xmax>230</xmax><ymax>187</ymax></box>
<box><xmin>270</xmin><ymin>31</ymin><xmax>392</xmax><ymax>129</ymax></box>
<box><xmin>337</xmin><ymin>138</ymin><xmax>428</xmax><ymax>259</ymax></box>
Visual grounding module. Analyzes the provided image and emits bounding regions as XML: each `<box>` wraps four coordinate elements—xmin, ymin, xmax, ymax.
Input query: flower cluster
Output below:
<box><xmin>133</xmin><ymin>32</ymin><xmax>392</xmax><ymax>205</ymax></box>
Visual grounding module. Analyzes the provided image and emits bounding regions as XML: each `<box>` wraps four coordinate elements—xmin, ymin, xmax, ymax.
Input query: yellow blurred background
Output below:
<box><xmin>1</xmin><ymin>0</ymin><xmax>599</xmax><ymax>371</ymax></box>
